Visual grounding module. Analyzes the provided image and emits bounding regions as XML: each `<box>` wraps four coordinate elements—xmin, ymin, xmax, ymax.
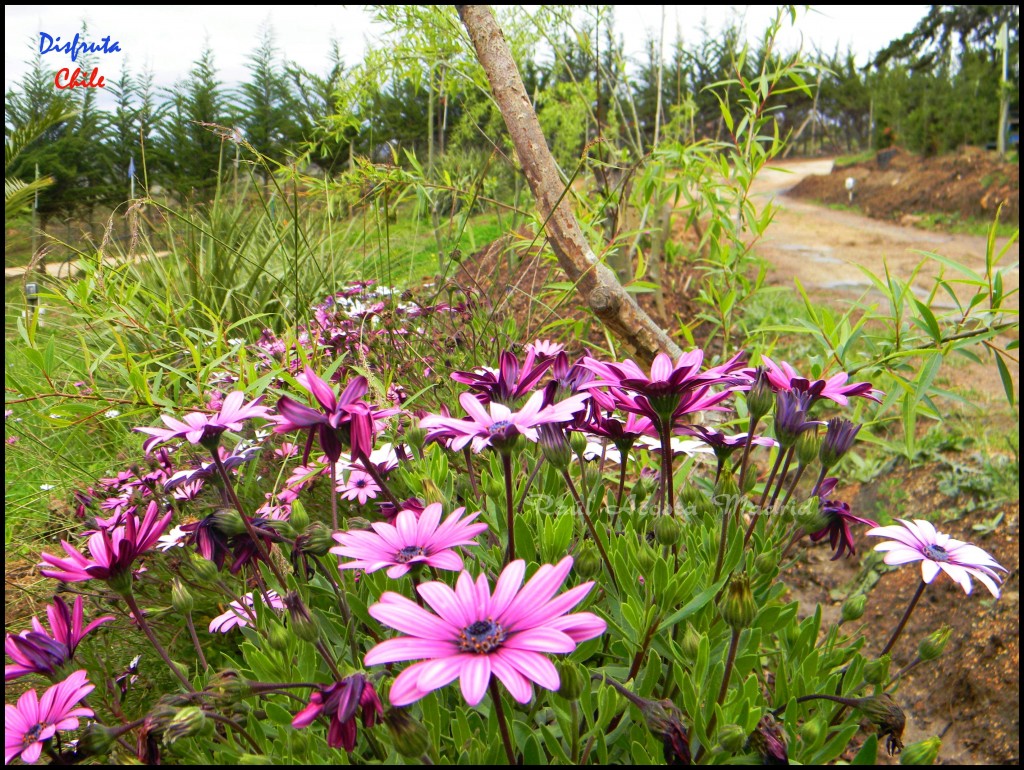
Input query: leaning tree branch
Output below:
<box><xmin>456</xmin><ymin>5</ymin><xmax>682</xmax><ymax>363</ymax></box>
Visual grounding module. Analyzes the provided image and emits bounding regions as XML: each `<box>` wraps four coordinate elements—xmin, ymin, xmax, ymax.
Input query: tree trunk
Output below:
<box><xmin>456</xmin><ymin>5</ymin><xmax>681</xmax><ymax>362</ymax></box>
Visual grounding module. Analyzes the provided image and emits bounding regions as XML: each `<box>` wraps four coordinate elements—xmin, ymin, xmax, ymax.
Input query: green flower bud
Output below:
<box><xmin>574</xmin><ymin>542</ymin><xmax>602</xmax><ymax>578</ymax></box>
<box><xmin>796</xmin><ymin>428</ymin><xmax>821</xmax><ymax>468</ymax></box>
<box><xmin>654</xmin><ymin>515</ymin><xmax>681</xmax><ymax>546</ymax></box>
<box><xmin>188</xmin><ymin>553</ymin><xmax>220</xmax><ymax>583</ymax></box>
<box><xmin>720</xmin><ymin>572</ymin><xmax>756</xmax><ymax>630</ymax></box>
<box><xmin>283</xmin><ymin>592</ymin><xmax>319</xmax><ymax>643</ymax></box>
<box><xmin>900</xmin><ymin>736</ymin><xmax>941</xmax><ymax>765</ymax></box>
<box><xmin>680</xmin><ymin>626</ymin><xmax>701</xmax><ymax>662</ymax></box>
<box><xmin>207</xmin><ymin>669</ymin><xmax>251</xmax><ymax>701</ymax></box>
<box><xmin>289</xmin><ymin>499</ymin><xmax>309</xmax><ymax>530</ymax></box>
<box><xmin>384</xmin><ymin>708</ymin><xmax>431</xmax><ymax>759</ymax></box>
<box><xmin>267</xmin><ymin>623</ymin><xmax>291</xmax><ymax>651</ymax></box>
<box><xmin>482</xmin><ymin>472</ymin><xmax>503</xmax><ymax>500</ymax></box>
<box><xmin>636</xmin><ymin>544</ymin><xmax>657</xmax><ymax>574</ymax></box>
<box><xmin>746</xmin><ymin>370</ymin><xmax>774</xmax><ymax>422</ymax></box>
<box><xmin>170</xmin><ymin>579</ymin><xmax>194</xmax><ymax>614</ymax></box>
<box><xmin>421</xmin><ymin>479</ymin><xmax>444</xmax><ymax>505</ymax></box>
<box><xmin>740</xmin><ymin>463</ymin><xmax>759</xmax><ymax>494</ymax></box>
<box><xmin>795</xmin><ymin>498</ymin><xmax>829</xmax><ymax>534</ymax></box>
<box><xmin>569</xmin><ymin>430</ymin><xmax>588</xmax><ymax>458</ymax></box>
<box><xmin>841</xmin><ymin>593</ymin><xmax>867</xmax><ymax>623</ymax></box>
<box><xmin>78</xmin><ymin>723</ymin><xmax>119</xmax><ymax>756</ymax></box>
<box><xmin>164</xmin><ymin>706</ymin><xmax>210</xmax><ymax>744</ymax></box>
<box><xmin>303</xmin><ymin>522</ymin><xmax>336</xmax><ymax>557</ymax></box>
<box><xmin>918</xmin><ymin>626</ymin><xmax>951</xmax><ymax>662</ymax></box>
<box><xmin>839</xmin><ymin>593</ymin><xmax>864</xmax><ymax>622</ymax></box>
<box><xmin>863</xmin><ymin>654</ymin><xmax>891</xmax><ymax>686</ymax></box>
<box><xmin>212</xmin><ymin>509</ymin><xmax>247</xmax><ymax>537</ymax></box>
<box><xmin>718</xmin><ymin>723</ymin><xmax>747</xmax><ymax>753</ymax></box>
<box><xmin>714</xmin><ymin>467</ymin><xmax>739</xmax><ymax>506</ymax></box>
<box><xmin>800</xmin><ymin>715</ymin><xmax>825</xmax><ymax>745</ymax></box>
<box><xmin>556</xmin><ymin>660</ymin><xmax>585</xmax><ymax>700</ymax></box>
<box><xmin>753</xmin><ymin>551</ymin><xmax>778</xmax><ymax>577</ymax></box>
<box><xmin>405</xmin><ymin>426</ymin><xmax>427</xmax><ymax>454</ymax></box>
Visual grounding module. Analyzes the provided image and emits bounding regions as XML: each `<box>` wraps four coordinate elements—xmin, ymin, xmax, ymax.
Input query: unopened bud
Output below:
<box><xmin>800</xmin><ymin>715</ymin><xmax>825</xmax><ymax>745</ymax></box>
<box><xmin>654</xmin><ymin>515</ymin><xmax>681</xmax><ymax>546</ymax></box>
<box><xmin>796</xmin><ymin>428</ymin><xmax>821</xmax><ymax>468</ymax></box>
<box><xmin>267</xmin><ymin>623</ymin><xmax>290</xmax><ymax>651</ymax></box>
<box><xmin>900</xmin><ymin>736</ymin><xmax>941</xmax><ymax>765</ymax></box>
<box><xmin>405</xmin><ymin>426</ymin><xmax>427</xmax><ymax>454</ymax></box>
<box><xmin>820</xmin><ymin>418</ymin><xmax>861</xmax><ymax>469</ymax></box>
<box><xmin>740</xmin><ymin>463</ymin><xmax>759</xmax><ymax>494</ymax></box>
<box><xmin>715</xmin><ymin>466</ymin><xmax>739</xmax><ymax>505</ymax></box>
<box><xmin>746</xmin><ymin>369</ymin><xmax>774</xmax><ymax>422</ymax></box>
<box><xmin>718</xmin><ymin>723</ymin><xmax>746</xmax><ymax>753</ymax></box>
<box><xmin>304</xmin><ymin>522</ymin><xmax>336</xmax><ymax>556</ymax></box>
<box><xmin>188</xmin><ymin>553</ymin><xmax>220</xmax><ymax>583</ymax></box>
<box><xmin>720</xmin><ymin>572</ymin><xmax>756</xmax><ymax>630</ymax></box>
<box><xmin>421</xmin><ymin>479</ymin><xmax>444</xmax><ymax>505</ymax></box>
<box><xmin>864</xmin><ymin>654</ymin><xmax>891</xmax><ymax>686</ymax></box>
<box><xmin>170</xmin><ymin>579</ymin><xmax>194</xmax><ymax>614</ymax></box>
<box><xmin>212</xmin><ymin>509</ymin><xmax>247</xmax><ymax>537</ymax></box>
<box><xmin>164</xmin><ymin>706</ymin><xmax>210</xmax><ymax>744</ymax></box>
<box><xmin>918</xmin><ymin>626</ymin><xmax>951</xmax><ymax>662</ymax></box>
<box><xmin>207</xmin><ymin>669</ymin><xmax>251</xmax><ymax>701</ymax></box>
<box><xmin>680</xmin><ymin>627</ymin><xmax>702</xmax><ymax>662</ymax></box>
<box><xmin>284</xmin><ymin>592</ymin><xmax>319</xmax><ymax>643</ymax></box>
<box><xmin>574</xmin><ymin>542</ymin><xmax>601</xmax><ymax>578</ymax></box>
<box><xmin>78</xmin><ymin>723</ymin><xmax>119</xmax><ymax>756</ymax></box>
<box><xmin>384</xmin><ymin>708</ymin><xmax>431</xmax><ymax>759</ymax></box>
<box><xmin>636</xmin><ymin>544</ymin><xmax>656</xmax><ymax>574</ymax></box>
<box><xmin>569</xmin><ymin>431</ymin><xmax>588</xmax><ymax>457</ymax></box>
<box><xmin>289</xmin><ymin>499</ymin><xmax>309</xmax><ymax>530</ymax></box>
<box><xmin>556</xmin><ymin>660</ymin><xmax>585</xmax><ymax>700</ymax></box>
<box><xmin>841</xmin><ymin>593</ymin><xmax>867</xmax><ymax>623</ymax></box>
<box><xmin>795</xmin><ymin>498</ymin><xmax>829</xmax><ymax>534</ymax></box>
<box><xmin>753</xmin><ymin>551</ymin><xmax>777</xmax><ymax>577</ymax></box>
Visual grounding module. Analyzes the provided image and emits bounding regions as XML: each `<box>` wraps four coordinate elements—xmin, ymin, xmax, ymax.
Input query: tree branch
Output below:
<box><xmin>456</xmin><ymin>5</ymin><xmax>682</xmax><ymax>363</ymax></box>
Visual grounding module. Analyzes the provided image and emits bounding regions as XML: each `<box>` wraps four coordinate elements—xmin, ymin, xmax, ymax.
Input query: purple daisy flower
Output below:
<box><xmin>291</xmin><ymin>674</ymin><xmax>383</xmax><ymax>751</ymax></box>
<box><xmin>867</xmin><ymin>519</ymin><xmax>1007</xmax><ymax>597</ymax></box>
<box><xmin>5</xmin><ymin>596</ymin><xmax>114</xmax><ymax>681</ymax></box>
<box><xmin>808</xmin><ymin>500</ymin><xmax>877</xmax><ymax>560</ymax></box>
<box><xmin>135</xmin><ymin>391</ymin><xmax>271</xmax><ymax>453</ymax></box>
<box><xmin>5</xmin><ymin>669</ymin><xmax>94</xmax><ymax>765</ymax></box>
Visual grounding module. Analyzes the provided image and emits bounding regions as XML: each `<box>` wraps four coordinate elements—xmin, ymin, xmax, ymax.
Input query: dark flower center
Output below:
<box><xmin>394</xmin><ymin>545</ymin><xmax>425</xmax><ymax>564</ymax></box>
<box><xmin>22</xmin><ymin>723</ymin><xmax>43</xmax><ymax>745</ymax></box>
<box><xmin>458</xmin><ymin>619</ymin><xmax>506</xmax><ymax>654</ymax></box>
<box><xmin>923</xmin><ymin>544</ymin><xmax>950</xmax><ymax>562</ymax></box>
<box><xmin>488</xmin><ymin>420</ymin><xmax>513</xmax><ymax>435</ymax></box>
<box><xmin>354</xmin><ymin>478</ymin><xmax>369</xmax><ymax>489</ymax></box>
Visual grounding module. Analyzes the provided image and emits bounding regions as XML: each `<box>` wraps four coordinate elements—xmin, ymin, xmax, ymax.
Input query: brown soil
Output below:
<box><xmin>788</xmin><ymin>146</ymin><xmax>1018</xmax><ymax>225</ymax></box>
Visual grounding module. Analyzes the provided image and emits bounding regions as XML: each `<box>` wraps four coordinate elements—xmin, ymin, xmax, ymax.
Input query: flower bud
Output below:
<box><xmin>654</xmin><ymin>515</ymin><xmax>681</xmax><ymax>546</ymax></box>
<box><xmin>753</xmin><ymin>551</ymin><xmax>777</xmax><ymax>578</ymax></box>
<box><xmin>283</xmin><ymin>592</ymin><xmax>319</xmax><ymax>643</ymax></box>
<box><xmin>207</xmin><ymin>669</ymin><xmax>252</xmax><ymax>702</ymax></box>
<box><xmin>556</xmin><ymin>660</ymin><xmax>585</xmax><ymax>700</ymax></box>
<box><xmin>863</xmin><ymin>654</ymin><xmax>891</xmax><ymax>686</ymax></box>
<box><xmin>918</xmin><ymin>626</ymin><xmax>951</xmax><ymax>662</ymax></box>
<box><xmin>405</xmin><ymin>426</ymin><xmax>427</xmax><ymax>454</ymax></box>
<box><xmin>841</xmin><ymin>593</ymin><xmax>867</xmax><ymax>623</ymax></box>
<box><xmin>188</xmin><ymin>552</ymin><xmax>220</xmax><ymax>583</ymax></box>
<box><xmin>746</xmin><ymin>369</ymin><xmax>774</xmax><ymax>422</ymax></box>
<box><xmin>78</xmin><ymin>723</ymin><xmax>119</xmax><ymax>756</ymax></box>
<box><xmin>718</xmin><ymin>723</ymin><xmax>747</xmax><ymax>753</ymax></box>
<box><xmin>267</xmin><ymin>623</ymin><xmax>291</xmax><ymax>651</ymax></box>
<box><xmin>421</xmin><ymin>479</ymin><xmax>444</xmax><ymax>505</ymax></box>
<box><xmin>680</xmin><ymin>627</ymin><xmax>702</xmax><ymax>662</ymax></box>
<box><xmin>636</xmin><ymin>544</ymin><xmax>656</xmax><ymax>574</ymax></box>
<box><xmin>384</xmin><ymin>708</ymin><xmax>431</xmax><ymax>759</ymax></box>
<box><xmin>800</xmin><ymin>715</ymin><xmax>825</xmax><ymax>745</ymax></box>
<box><xmin>212</xmin><ymin>508</ymin><xmax>247</xmax><ymax>537</ymax></box>
<box><xmin>482</xmin><ymin>472</ymin><xmax>502</xmax><ymax>500</ymax></box>
<box><xmin>289</xmin><ymin>499</ymin><xmax>310</xmax><ymax>530</ymax></box>
<box><xmin>900</xmin><ymin>736</ymin><xmax>941</xmax><ymax>765</ymax></box>
<box><xmin>820</xmin><ymin>418</ymin><xmax>861</xmax><ymax>469</ymax></box>
<box><xmin>574</xmin><ymin>542</ymin><xmax>601</xmax><ymax>578</ymax></box>
<box><xmin>740</xmin><ymin>463</ymin><xmax>759</xmax><ymax>494</ymax></box>
<box><xmin>714</xmin><ymin>467</ymin><xmax>739</xmax><ymax>508</ymax></box>
<box><xmin>304</xmin><ymin>522</ymin><xmax>336</xmax><ymax>556</ymax></box>
<box><xmin>720</xmin><ymin>572</ymin><xmax>756</xmax><ymax>630</ymax></box>
<box><xmin>164</xmin><ymin>706</ymin><xmax>210</xmax><ymax>744</ymax></box>
<box><xmin>795</xmin><ymin>498</ymin><xmax>829</xmax><ymax>534</ymax></box>
<box><xmin>857</xmin><ymin>694</ymin><xmax>905</xmax><ymax>756</ymax></box>
<box><xmin>170</xmin><ymin>579</ymin><xmax>194</xmax><ymax>614</ymax></box>
<box><xmin>795</xmin><ymin>428</ymin><xmax>821</xmax><ymax>468</ymax></box>
<box><xmin>569</xmin><ymin>430</ymin><xmax>588</xmax><ymax>458</ymax></box>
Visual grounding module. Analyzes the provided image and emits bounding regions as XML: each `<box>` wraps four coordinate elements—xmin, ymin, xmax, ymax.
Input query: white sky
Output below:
<box><xmin>5</xmin><ymin>5</ymin><xmax>928</xmax><ymax>109</ymax></box>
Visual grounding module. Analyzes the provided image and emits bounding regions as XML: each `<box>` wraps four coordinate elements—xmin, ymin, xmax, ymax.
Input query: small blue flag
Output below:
<box><xmin>128</xmin><ymin>156</ymin><xmax>135</xmax><ymax>179</ymax></box>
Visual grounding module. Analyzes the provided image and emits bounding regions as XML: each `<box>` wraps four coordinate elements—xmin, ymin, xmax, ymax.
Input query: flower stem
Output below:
<box><xmin>329</xmin><ymin>461</ymin><xmax>339</xmax><ymax>530</ymax></box>
<box><xmin>712</xmin><ymin>497</ymin><xmax>736</xmax><ymax>583</ymax></box>
<box><xmin>489</xmin><ymin>679</ymin><xmax>517</xmax><ymax>765</ymax></box>
<box><xmin>659</xmin><ymin>422</ymin><xmax>676</xmax><ymax>517</ymax></box>
<box><xmin>612</xmin><ymin>449</ymin><xmax>629</xmax><ymax>524</ymax></box>
<box><xmin>570</xmin><ymin>699</ymin><xmax>581</xmax><ymax>763</ymax></box>
<box><xmin>310</xmin><ymin>554</ymin><xmax>351</xmax><ymax>625</ymax></box>
<box><xmin>502</xmin><ymin>452</ymin><xmax>516</xmax><ymax>562</ymax></box>
<box><xmin>464</xmin><ymin>446</ymin><xmax>483</xmax><ymax>502</ymax></box>
<box><xmin>122</xmin><ymin>590</ymin><xmax>196</xmax><ymax>693</ymax></box>
<box><xmin>880</xmin><ymin>580</ymin><xmax>927</xmax><ymax>657</ymax></box>
<box><xmin>358</xmin><ymin>451</ymin><xmax>402</xmax><ymax>509</ymax></box>
<box><xmin>184</xmin><ymin>612</ymin><xmax>208</xmax><ymax>671</ymax></box>
<box><xmin>737</xmin><ymin>414</ymin><xmax>761</xmax><ymax>497</ymax></box>
<box><xmin>744</xmin><ymin>446</ymin><xmax>785</xmax><ymax>545</ymax></box>
<box><xmin>700</xmin><ymin>627</ymin><xmax>741</xmax><ymax>753</ymax></box>
<box><xmin>563</xmin><ymin>470</ymin><xmax>618</xmax><ymax>592</ymax></box>
<box><xmin>767</xmin><ymin>446</ymin><xmax>795</xmax><ymax>511</ymax></box>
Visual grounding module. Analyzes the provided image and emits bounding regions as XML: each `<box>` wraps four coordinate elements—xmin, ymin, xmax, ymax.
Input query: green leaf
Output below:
<box><xmin>851</xmin><ymin>735</ymin><xmax>878</xmax><ymax>764</ymax></box>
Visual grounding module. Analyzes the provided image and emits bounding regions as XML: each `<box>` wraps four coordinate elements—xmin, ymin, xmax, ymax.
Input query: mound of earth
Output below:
<box><xmin>788</xmin><ymin>147</ymin><xmax>1019</xmax><ymax>226</ymax></box>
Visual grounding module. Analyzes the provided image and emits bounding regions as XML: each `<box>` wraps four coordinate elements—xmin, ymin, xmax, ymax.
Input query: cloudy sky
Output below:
<box><xmin>6</xmin><ymin>5</ymin><xmax>928</xmax><ymax>108</ymax></box>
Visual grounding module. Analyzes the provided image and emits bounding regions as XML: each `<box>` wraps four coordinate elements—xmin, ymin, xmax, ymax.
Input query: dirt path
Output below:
<box><xmin>749</xmin><ymin>159</ymin><xmax>1019</xmax><ymax>309</ymax></box>
<box><xmin>747</xmin><ymin>159</ymin><xmax>1019</xmax><ymax>403</ymax></box>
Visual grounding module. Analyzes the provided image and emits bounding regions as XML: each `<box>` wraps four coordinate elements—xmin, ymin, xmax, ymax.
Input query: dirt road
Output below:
<box><xmin>749</xmin><ymin>159</ymin><xmax>1019</xmax><ymax>311</ymax></box>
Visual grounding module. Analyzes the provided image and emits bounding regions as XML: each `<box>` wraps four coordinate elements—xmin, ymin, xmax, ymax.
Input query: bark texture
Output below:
<box><xmin>457</xmin><ymin>5</ymin><xmax>682</xmax><ymax>362</ymax></box>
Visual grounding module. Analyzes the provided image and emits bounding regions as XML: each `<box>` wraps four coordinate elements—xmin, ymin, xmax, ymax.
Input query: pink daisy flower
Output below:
<box><xmin>419</xmin><ymin>390</ymin><xmax>589</xmax><ymax>453</ymax></box>
<box><xmin>5</xmin><ymin>597</ymin><xmax>114</xmax><ymax>681</ymax></box>
<box><xmin>39</xmin><ymin>501</ymin><xmax>172</xmax><ymax>586</ymax></box>
<box><xmin>331</xmin><ymin>503</ymin><xmax>487</xmax><ymax>579</ymax></box>
<box><xmin>867</xmin><ymin>519</ymin><xmax>1007</xmax><ymax>597</ymax></box>
<box><xmin>5</xmin><ymin>669</ymin><xmax>94</xmax><ymax>764</ymax></box>
<box><xmin>338</xmin><ymin>470</ymin><xmax>380</xmax><ymax>505</ymax></box>
<box><xmin>760</xmin><ymin>355</ymin><xmax>883</xmax><ymax>406</ymax></box>
<box><xmin>364</xmin><ymin>557</ymin><xmax>606</xmax><ymax>706</ymax></box>
<box><xmin>209</xmin><ymin>590</ymin><xmax>286</xmax><ymax>633</ymax></box>
<box><xmin>135</xmin><ymin>391</ymin><xmax>271</xmax><ymax>453</ymax></box>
